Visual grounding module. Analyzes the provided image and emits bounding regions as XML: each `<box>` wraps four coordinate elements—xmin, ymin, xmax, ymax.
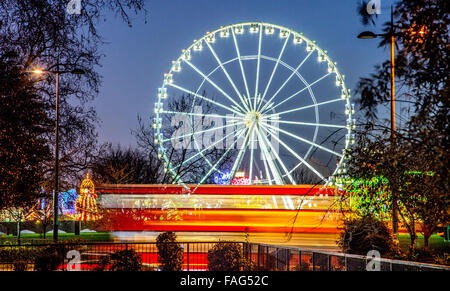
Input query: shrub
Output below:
<box><xmin>241</xmin><ymin>257</ymin><xmax>256</xmax><ymax>271</ymax></box>
<box><xmin>293</xmin><ymin>261</ymin><xmax>311</xmax><ymax>271</ymax></box>
<box><xmin>34</xmin><ymin>246</ymin><xmax>63</xmax><ymax>271</ymax></box>
<box><xmin>110</xmin><ymin>249</ymin><xmax>142</xmax><ymax>271</ymax></box>
<box><xmin>337</xmin><ymin>215</ymin><xmax>395</xmax><ymax>256</ymax></box>
<box><xmin>94</xmin><ymin>256</ymin><xmax>110</xmax><ymax>271</ymax></box>
<box><xmin>0</xmin><ymin>246</ymin><xmax>37</xmax><ymax>271</ymax></box>
<box><xmin>156</xmin><ymin>232</ymin><xmax>184</xmax><ymax>271</ymax></box>
<box><xmin>94</xmin><ymin>248</ymin><xmax>143</xmax><ymax>271</ymax></box>
<box><xmin>207</xmin><ymin>242</ymin><xmax>243</xmax><ymax>271</ymax></box>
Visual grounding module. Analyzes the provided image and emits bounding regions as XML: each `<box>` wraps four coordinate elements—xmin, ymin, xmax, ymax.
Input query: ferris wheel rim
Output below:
<box><xmin>155</xmin><ymin>21</ymin><xmax>355</xmax><ymax>190</ymax></box>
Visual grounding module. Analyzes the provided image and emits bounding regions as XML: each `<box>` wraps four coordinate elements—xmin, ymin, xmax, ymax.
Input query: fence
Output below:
<box><xmin>245</xmin><ymin>243</ymin><xmax>450</xmax><ymax>271</ymax></box>
<box><xmin>0</xmin><ymin>241</ymin><xmax>448</xmax><ymax>271</ymax></box>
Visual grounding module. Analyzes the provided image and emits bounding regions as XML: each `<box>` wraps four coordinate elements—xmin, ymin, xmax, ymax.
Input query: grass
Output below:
<box><xmin>397</xmin><ymin>233</ymin><xmax>449</xmax><ymax>251</ymax></box>
<box><xmin>0</xmin><ymin>232</ymin><xmax>113</xmax><ymax>244</ymax></box>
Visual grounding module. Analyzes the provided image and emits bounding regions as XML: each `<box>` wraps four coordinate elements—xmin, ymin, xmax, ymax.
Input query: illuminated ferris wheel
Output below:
<box><xmin>154</xmin><ymin>22</ymin><xmax>355</xmax><ymax>189</ymax></box>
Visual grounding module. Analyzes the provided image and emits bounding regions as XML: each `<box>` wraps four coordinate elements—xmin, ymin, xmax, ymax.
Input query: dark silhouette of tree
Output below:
<box><xmin>156</xmin><ymin>231</ymin><xmax>184</xmax><ymax>271</ymax></box>
<box><xmin>0</xmin><ymin>52</ymin><xmax>51</xmax><ymax>210</ymax></box>
<box><xmin>0</xmin><ymin>1</ymin><xmax>147</xmax><ymax>209</ymax></box>
<box><xmin>91</xmin><ymin>144</ymin><xmax>162</xmax><ymax>184</ymax></box>
<box><xmin>345</xmin><ymin>0</ymin><xmax>449</xmax><ymax>252</ymax></box>
<box><xmin>133</xmin><ymin>93</ymin><xmax>236</xmax><ymax>185</ymax></box>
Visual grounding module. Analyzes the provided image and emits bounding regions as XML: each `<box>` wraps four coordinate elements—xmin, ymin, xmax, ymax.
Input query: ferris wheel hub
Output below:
<box><xmin>244</xmin><ymin>111</ymin><xmax>262</xmax><ymax>128</ymax></box>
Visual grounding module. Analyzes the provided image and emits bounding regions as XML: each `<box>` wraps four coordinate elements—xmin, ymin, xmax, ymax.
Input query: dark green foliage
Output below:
<box><xmin>293</xmin><ymin>261</ymin><xmax>311</xmax><ymax>271</ymax></box>
<box><xmin>338</xmin><ymin>216</ymin><xmax>395</xmax><ymax>256</ymax></box>
<box><xmin>0</xmin><ymin>0</ymin><xmax>147</xmax><ymax>206</ymax></box>
<box><xmin>356</xmin><ymin>0</ymin><xmax>449</xmax><ymax>120</ymax></box>
<box><xmin>0</xmin><ymin>246</ymin><xmax>37</xmax><ymax>271</ymax></box>
<box><xmin>109</xmin><ymin>249</ymin><xmax>143</xmax><ymax>271</ymax></box>
<box><xmin>241</xmin><ymin>257</ymin><xmax>256</xmax><ymax>271</ymax></box>
<box><xmin>207</xmin><ymin>242</ymin><xmax>243</xmax><ymax>271</ymax></box>
<box><xmin>343</xmin><ymin>128</ymin><xmax>449</xmax><ymax>251</ymax></box>
<box><xmin>156</xmin><ymin>232</ymin><xmax>184</xmax><ymax>271</ymax></box>
<box><xmin>33</xmin><ymin>246</ymin><xmax>63</xmax><ymax>271</ymax></box>
<box><xmin>392</xmin><ymin>246</ymin><xmax>450</xmax><ymax>266</ymax></box>
<box><xmin>94</xmin><ymin>248</ymin><xmax>144</xmax><ymax>272</ymax></box>
<box><xmin>348</xmin><ymin>1</ymin><xmax>449</xmax><ymax>249</ymax></box>
<box><xmin>0</xmin><ymin>52</ymin><xmax>51</xmax><ymax>210</ymax></box>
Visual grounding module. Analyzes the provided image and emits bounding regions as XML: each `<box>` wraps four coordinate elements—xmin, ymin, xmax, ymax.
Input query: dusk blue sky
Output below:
<box><xmin>93</xmin><ymin>0</ymin><xmax>393</xmax><ymax>147</ymax></box>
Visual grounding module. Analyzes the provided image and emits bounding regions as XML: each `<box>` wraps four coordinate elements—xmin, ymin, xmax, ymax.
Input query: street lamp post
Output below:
<box><xmin>357</xmin><ymin>6</ymin><xmax>399</xmax><ymax>236</ymax></box>
<box><xmin>32</xmin><ymin>67</ymin><xmax>85</xmax><ymax>242</ymax></box>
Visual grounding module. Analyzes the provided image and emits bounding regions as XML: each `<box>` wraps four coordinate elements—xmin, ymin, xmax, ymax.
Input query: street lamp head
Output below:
<box><xmin>71</xmin><ymin>68</ymin><xmax>85</xmax><ymax>75</ymax></box>
<box><xmin>29</xmin><ymin>67</ymin><xmax>85</xmax><ymax>75</ymax></box>
<box><xmin>31</xmin><ymin>69</ymin><xmax>45</xmax><ymax>75</ymax></box>
<box><xmin>357</xmin><ymin>31</ymin><xmax>378</xmax><ymax>39</ymax></box>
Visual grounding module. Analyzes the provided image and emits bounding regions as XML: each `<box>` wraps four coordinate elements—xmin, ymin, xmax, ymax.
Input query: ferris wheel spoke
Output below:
<box><xmin>257</xmin><ymin>34</ymin><xmax>290</xmax><ymax>112</ymax></box>
<box><xmin>164</xmin><ymin>110</ymin><xmax>242</xmax><ymax>120</ymax></box>
<box><xmin>262</xmin><ymin>121</ymin><xmax>343</xmax><ymax>158</ymax></box>
<box><xmin>167</xmin><ymin>83</ymin><xmax>244</xmax><ymax>116</ymax></box>
<box><xmin>248</xmin><ymin>128</ymin><xmax>257</xmax><ymax>183</ymax></box>
<box><xmin>254</xmin><ymin>130</ymin><xmax>274</xmax><ymax>183</ymax></box>
<box><xmin>260</xmin><ymin>143</ymin><xmax>273</xmax><ymax>185</ymax></box>
<box><xmin>261</xmin><ymin>125</ymin><xmax>326</xmax><ymax>181</ymax></box>
<box><xmin>255</xmin><ymin>127</ymin><xmax>290</xmax><ymax>184</ymax></box>
<box><xmin>254</xmin><ymin>25</ymin><xmax>263</xmax><ymax>110</ymax></box>
<box><xmin>229</xmin><ymin>126</ymin><xmax>252</xmax><ymax>184</ymax></box>
<box><xmin>195</xmin><ymin>126</ymin><xmax>247</xmax><ymax>187</ymax></box>
<box><xmin>182</xmin><ymin>59</ymin><xmax>247</xmax><ymax>113</ymax></box>
<box><xmin>162</xmin><ymin>120</ymin><xmax>241</xmax><ymax>143</ymax></box>
<box><xmin>264</xmin><ymin>119</ymin><xmax>346</xmax><ymax>129</ymax></box>
<box><xmin>231</xmin><ymin>29</ymin><xmax>252</xmax><ymax>110</ymax></box>
<box><xmin>172</xmin><ymin>126</ymin><xmax>242</xmax><ymax>171</ymax></box>
<box><xmin>204</xmin><ymin>42</ymin><xmax>251</xmax><ymax>112</ymax></box>
<box><xmin>260</xmin><ymin>125</ymin><xmax>295</xmax><ymax>185</ymax></box>
<box><xmin>266</xmin><ymin>72</ymin><xmax>332</xmax><ymax>113</ymax></box>
<box><xmin>265</xmin><ymin>98</ymin><xmax>343</xmax><ymax>118</ymax></box>
<box><xmin>260</xmin><ymin>50</ymin><xmax>313</xmax><ymax>113</ymax></box>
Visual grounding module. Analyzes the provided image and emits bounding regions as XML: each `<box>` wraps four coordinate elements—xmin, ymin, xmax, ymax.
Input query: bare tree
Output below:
<box><xmin>0</xmin><ymin>1</ymin><xmax>147</xmax><ymax>200</ymax></box>
<box><xmin>133</xmin><ymin>93</ymin><xmax>236</xmax><ymax>185</ymax></box>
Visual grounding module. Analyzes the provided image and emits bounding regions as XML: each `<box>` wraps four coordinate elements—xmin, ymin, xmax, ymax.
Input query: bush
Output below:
<box><xmin>293</xmin><ymin>261</ymin><xmax>311</xmax><ymax>271</ymax></box>
<box><xmin>207</xmin><ymin>242</ymin><xmax>244</xmax><ymax>271</ymax></box>
<box><xmin>0</xmin><ymin>246</ymin><xmax>37</xmax><ymax>271</ymax></box>
<box><xmin>110</xmin><ymin>249</ymin><xmax>142</xmax><ymax>271</ymax></box>
<box><xmin>395</xmin><ymin>247</ymin><xmax>450</xmax><ymax>265</ymax></box>
<box><xmin>34</xmin><ymin>246</ymin><xmax>63</xmax><ymax>271</ymax></box>
<box><xmin>156</xmin><ymin>232</ymin><xmax>184</xmax><ymax>271</ymax></box>
<box><xmin>338</xmin><ymin>215</ymin><xmax>395</xmax><ymax>256</ymax></box>
<box><xmin>95</xmin><ymin>249</ymin><xmax>143</xmax><ymax>271</ymax></box>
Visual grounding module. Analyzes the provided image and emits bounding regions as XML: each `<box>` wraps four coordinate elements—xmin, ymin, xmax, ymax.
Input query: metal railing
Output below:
<box><xmin>0</xmin><ymin>241</ymin><xmax>448</xmax><ymax>271</ymax></box>
<box><xmin>245</xmin><ymin>243</ymin><xmax>450</xmax><ymax>271</ymax></box>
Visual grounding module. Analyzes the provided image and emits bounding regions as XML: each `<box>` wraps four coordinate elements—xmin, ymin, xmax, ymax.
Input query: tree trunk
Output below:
<box><xmin>422</xmin><ymin>224</ymin><xmax>434</xmax><ymax>250</ymax></box>
<box><xmin>409</xmin><ymin>233</ymin><xmax>416</xmax><ymax>253</ymax></box>
<box><xmin>17</xmin><ymin>221</ymin><xmax>21</xmax><ymax>245</ymax></box>
<box><xmin>409</xmin><ymin>221</ymin><xmax>416</xmax><ymax>253</ymax></box>
<box><xmin>74</xmin><ymin>220</ymin><xmax>80</xmax><ymax>235</ymax></box>
<box><xmin>424</xmin><ymin>234</ymin><xmax>430</xmax><ymax>249</ymax></box>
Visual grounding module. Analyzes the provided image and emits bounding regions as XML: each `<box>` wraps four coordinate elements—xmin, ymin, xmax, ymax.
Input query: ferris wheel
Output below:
<box><xmin>154</xmin><ymin>22</ymin><xmax>355</xmax><ymax>189</ymax></box>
